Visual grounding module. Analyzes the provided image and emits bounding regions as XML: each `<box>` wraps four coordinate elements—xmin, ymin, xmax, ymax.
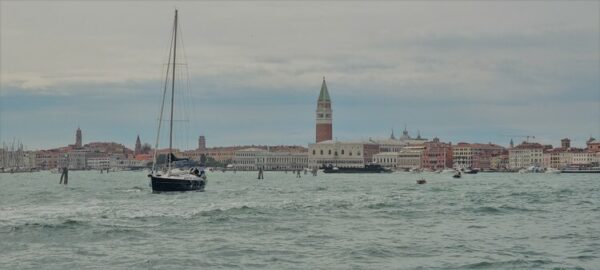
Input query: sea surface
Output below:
<box><xmin>0</xmin><ymin>170</ymin><xmax>598</xmax><ymax>269</ymax></box>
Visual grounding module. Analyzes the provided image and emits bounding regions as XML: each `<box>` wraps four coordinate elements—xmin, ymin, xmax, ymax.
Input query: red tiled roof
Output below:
<box><xmin>514</xmin><ymin>142</ymin><xmax>544</xmax><ymax>149</ymax></box>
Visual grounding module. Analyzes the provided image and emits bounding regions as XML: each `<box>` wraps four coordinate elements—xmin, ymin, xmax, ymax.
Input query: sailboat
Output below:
<box><xmin>148</xmin><ymin>10</ymin><xmax>207</xmax><ymax>192</ymax></box>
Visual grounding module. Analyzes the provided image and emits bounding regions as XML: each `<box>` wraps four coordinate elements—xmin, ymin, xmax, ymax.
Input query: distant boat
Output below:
<box><xmin>561</xmin><ymin>166</ymin><xmax>600</xmax><ymax>173</ymax></box>
<box><xmin>321</xmin><ymin>164</ymin><xmax>392</xmax><ymax>173</ymax></box>
<box><xmin>148</xmin><ymin>10</ymin><xmax>206</xmax><ymax>192</ymax></box>
<box><xmin>452</xmin><ymin>171</ymin><xmax>462</xmax><ymax>178</ymax></box>
<box><xmin>544</xmin><ymin>167</ymin><xmax>561</xmax><ymax>174</ymax></box>
<box><xmin>416</xmin><ymin>178</ymin><xmax>427</xmax><ymax>184</ymax></box>
<box><xmin>519</xmin><ymin>166</ymin><xmax>544</xmax><ymax>173</ymax></box>
<box><xmin>462</xmin><ymin>168</ymin><xmax>479</xmax><ymax>174</ymax></box>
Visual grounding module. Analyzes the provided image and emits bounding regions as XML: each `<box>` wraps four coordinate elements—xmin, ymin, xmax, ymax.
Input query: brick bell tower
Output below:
<box><xmin>316</xmin><ymin>77</ymin><xmax>332</xmax><ymax>143</ymax></box>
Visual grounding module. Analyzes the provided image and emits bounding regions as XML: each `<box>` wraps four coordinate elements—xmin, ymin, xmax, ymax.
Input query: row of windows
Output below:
<box><xmin>375</xmin><ymin>158</ymin><xmax>397</xmax><ymax>163</ymax></box>
<box><xmin>312</xmin><ymin>149</ymin><xmax>360</xmax><ymax>156</ymax></box>
<box><xmin>311</xmin><ymin>160</ymin><xmax>363</xmax><ymax>164</ymax></box>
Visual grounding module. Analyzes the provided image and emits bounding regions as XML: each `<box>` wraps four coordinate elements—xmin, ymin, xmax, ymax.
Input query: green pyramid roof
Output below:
<box><xmin>318</xmin><ymin>77</ymin><xmax>330</xmax><ymax>102</ymax></box>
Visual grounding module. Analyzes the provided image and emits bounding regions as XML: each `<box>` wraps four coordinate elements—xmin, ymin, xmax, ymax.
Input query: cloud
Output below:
<box><xmin>1</xmin><ymin>1</ymin><xmax>598</xmax><ymax>149</ymax></box>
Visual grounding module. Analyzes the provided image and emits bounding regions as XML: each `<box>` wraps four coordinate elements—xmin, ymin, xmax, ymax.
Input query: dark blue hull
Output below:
<box><xmin>321</xmin><ymin>164</ymin><xmax>392</xmax><ymax>174</ymax></box>
<box><xmin>150</xmin><ymin>176</ymin><xmax>206</xmax><ymax>192</ymax></box>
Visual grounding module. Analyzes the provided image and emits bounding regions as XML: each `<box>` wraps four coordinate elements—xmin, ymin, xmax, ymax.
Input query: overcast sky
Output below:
<box><xmin>1</xmin><ymin>1</ymin><xmax>599</xmax><ymax>150</ymax></box>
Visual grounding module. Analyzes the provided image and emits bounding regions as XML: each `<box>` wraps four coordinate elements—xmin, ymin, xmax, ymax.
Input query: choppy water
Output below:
<box><xmin>0</xmin><ymin>170</ymin><xmax>598</xmax><ymax>269</ymax></box>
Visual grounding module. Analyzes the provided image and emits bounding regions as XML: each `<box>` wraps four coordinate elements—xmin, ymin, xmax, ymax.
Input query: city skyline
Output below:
<box><xmin>1</xmin><ymin>1</ymin><xmax>599</xmax><ymax>149</ymax></box>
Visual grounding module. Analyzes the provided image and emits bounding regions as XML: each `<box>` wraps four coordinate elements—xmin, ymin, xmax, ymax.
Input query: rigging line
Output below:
<box><xmin>179</xmin><ymin>19</ymin><xmax>195</xmax><ymax>152</ymax></box>
<box><xmin>157</xmin><ymin>119</ymin><xmax>190</xmax><ymax>122</ymax></box>
<box><xmin>176</xmin><ymin>20</ymin><xmax>189</xmax><ymax>151</ymax></box>
<box><xmin>175</xmin><ymin>66</ymin><xmax>189</xmax><ymax>152</ymax></box>
<box><xmin>152</xmin><ymin>12</ymin><xmax>176</xmax><ymax>173</ymax></box>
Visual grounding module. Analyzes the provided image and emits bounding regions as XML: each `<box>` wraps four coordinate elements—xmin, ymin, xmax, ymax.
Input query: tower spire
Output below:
<box><xmin>135</xmin><ymin>135</ymin><xmax>142</xmax><ymax>155</ymax></box>
<box><xmin>75</xmin><ymin>127</ymin><xmax>82</xmax><ymax>148</ymax></box>
<box><xmin>318</xmin><ymin>77</ymin><xmax>330</xmax><ymax>102</ymax></box>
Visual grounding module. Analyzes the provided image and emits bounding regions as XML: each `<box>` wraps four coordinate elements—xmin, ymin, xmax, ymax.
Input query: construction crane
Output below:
<box><xmin>501</xmin><ymin>135</ymin><xmax>537</xmax><ymax>148</ymax></box>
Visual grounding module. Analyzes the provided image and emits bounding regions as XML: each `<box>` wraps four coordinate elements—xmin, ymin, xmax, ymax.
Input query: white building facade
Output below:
<box><xmin>397</xmin><ymin>146</ymin><xmax>425</xmax><ymax>169</ymax></box>
<box><xmin>233</xmin><ymin>148</ymin><xmax>309</xmax><ymax>171</ymax></box>
<box><xmin>232</xmin><ymin>148</ymin><xmax>268</xmax><ymax>171</ymax></box>
<box><xmin>87</xmin><ymin>157</ymin><xmax>110</xmax><ymax>170</ymax></box>
<box><xmin>308</xmin><ymin>140</ymin><xmax>380</xmax><ymax>169</ymax></box>
<box><xmin>256</xmin><ymin>152</ymin><xmax>308</xmax><ymax>171</ymax></box>
<box><xmin>373</xmin><ymin>152</ymin><xmax>399</xmax><ymax>168</ymax></box>
<box><xmin>508</xmin><ymin>142</ymin><xmax>544</xmax><ymax>169</ymax></box>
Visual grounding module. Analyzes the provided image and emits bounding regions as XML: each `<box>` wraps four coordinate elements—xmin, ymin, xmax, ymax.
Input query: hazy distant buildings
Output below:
<box><xmin>315</xmin><ymin>77</ymin><xmax>333</xmax><ymax>143</ymax></box>
<box><xmin>372</xmin><ymin>152</ymin><xmax>398</xmax><ymax>168</ymax></box>
<box><xmin>232</xmin><ymin>148</ymin><xmax>266</xmax><ymax>170</ymax></box>
<box><xmin>87</xmin><ymin>156</ymin><xmax>110</xmax><ymax>170</ymax></box>
<box><xmin>540</xmin><ymin>138</ymin><xmax>599</xmax><ymax>169</ymax></box>
<box><xmin>68</xmin><ymin>149</ymin><xmax>88</xmax><ymax>170</ymax></box>
<box><xmin>587</xmin><ymin>137</ymin><xmax>600</xmax><ymax>152</ymax></box>
<box><xmin>489</xmin><ymin>152</ymin><xmax>509</xmax><ymax>171</ymax></box>
<box><xmin>232</xmin><ymin>147</ymin><xmax>309</xmax><ymax>171</ymax></box>
<box><xmin>508</xmin><ymin>142</ymin><xmax>544</xmax><ymax>169</ymax></box>
<box><xmin>377</xmin><ymin>127</ymin><xmax>428</xmax><ymax>152</ymax></box>
<box><xmin>452</xmin><ymin>142</ymin><xmax>505</xmax><ymax>170</ymax></box>
<box><xmin>397</xmin><ymin>145</ymin><xmax>425</xmax><ymax>169</ymax></box>
<box><xmin>421</xmin><ymin>138</ymin><xmax>453</xmax><ymax>170</ymax></box>
<box><xmin>35</xmin><ymin>150</ymin><xmax>63</xmax><ymax>170</ymax></box>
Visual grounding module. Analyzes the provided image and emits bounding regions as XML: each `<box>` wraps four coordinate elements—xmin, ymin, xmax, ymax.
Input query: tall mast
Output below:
<box><xmin>168</xmin><ymin>9</ymin><xmax>178</xmax><ymax>173</ymax></box>
<box><xmin>151</xmin><ymin>12</ymin><xmax>175</xmax><ymax>173</ymax></box>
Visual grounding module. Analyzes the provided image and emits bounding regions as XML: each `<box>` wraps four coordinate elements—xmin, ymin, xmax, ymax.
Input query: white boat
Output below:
<box><xmin>561</xmin><ymin>166</ymin><xmax>600</xmax><ymax>173</ymax></box>
<box><xmin>519</xmin><ymin>166</ymin><xmax>544</xmax><ymax>173</ymax></box>
<box><xmin>544</xmin><ymin>168</ymin><xmax>561</xmax><ymax>174</ymax></box>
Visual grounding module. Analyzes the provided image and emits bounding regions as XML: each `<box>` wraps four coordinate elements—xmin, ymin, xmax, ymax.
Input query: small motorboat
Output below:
<box><xmin>452</xmin><ymin>172</ymin><xmax>462</xmax><ymax>178</ymax></box>
<box><xmin>462</xmin><ymin>168</ymin><xmax>479</xmax><ymax>174</ymax></box>
<box><xmin>416</xmin><ymin>178</ymin><xmax>427</xmax><ymax>184</ymax></box>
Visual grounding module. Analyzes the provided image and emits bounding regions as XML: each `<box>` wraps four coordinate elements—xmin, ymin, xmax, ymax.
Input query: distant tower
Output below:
<box><xmin>390</xmin><ymin>129</ymin><xmax>396</xmax><ymax>140</ymax></box>
<box><xmin>75</xmin><ymin>127</ymin><xmax>82</xmax><ymax>148</ymax></box>
<box><xmin>135</xmin><ymin>135</ymin><xmax>142</xmax><ymax>155</ymax></box>
<box><xmin>509</xmin><ymin>138</ymin><xmax>514</xmax><ymax>148</ymax></box>
<box><xmin>316</xmin><ymin>77</ymin><xmax>332</xmax><ymax>143</ymax></box>
<box><xmin>198</xmin><ymin>135</ymin><xmax>206</xmax><ymax>150</ymax></box>
<box><xmin>561</xmin><ymin>138</ymin><xmax>571</xmax><ymax>149</ymax></box>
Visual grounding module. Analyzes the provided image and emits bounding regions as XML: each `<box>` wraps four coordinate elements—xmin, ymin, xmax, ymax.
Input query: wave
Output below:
<box><xmin>196</xmin><ymin>205</ymin><xmax>255</xmax><ymax>217</ymax></box>
<box><xmin>366</xmin><ymin>201</ymin><xmax>397</xmax><ymax>209</ymax></box>
<box><xmin>466</xmin><ymin>225</ymin><xmax>487</xmax><ymax>229</ymax></box>
<box><xmin>8</xmin><ymin>219</ymin><xmax>89</xmax><ymax>232</ymax></box>
<box><xmin>468</xmin><ymin>205</ymin><xmax>546</xmax><ymax>215</ymax></box>
<box><xmin>460</xmin><ymin>259</ymin><xmax>555</xmax><ymax>269</ymax></box>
